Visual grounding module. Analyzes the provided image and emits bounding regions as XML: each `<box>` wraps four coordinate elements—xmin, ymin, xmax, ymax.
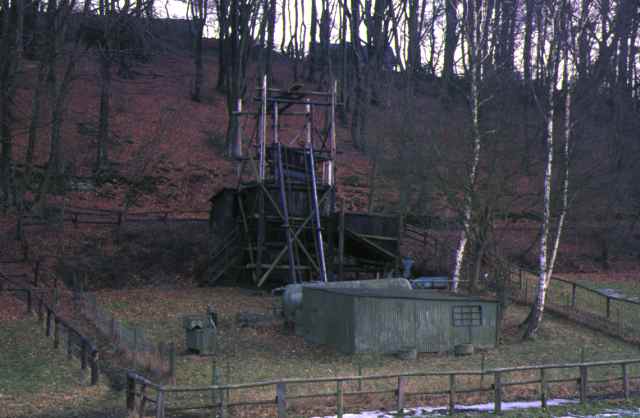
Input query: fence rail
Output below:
<box><xmin>20</xmin><ymin>207</ymin><xmax>208</xmax><ymax>228</ymax></box>
<box><xmin>508</xmin><ymin>267</ymin><xmax>640</xmax><ymax>340</ymax></box>
<box><xmin>0</xmin><ymin>257</ymin><xmax>176</xmax><ymax>382</ymax></box>
<box><xmin>126</xmin><ymin>357</ymin><xmax>640</xmax><ymax>418</ymax></box>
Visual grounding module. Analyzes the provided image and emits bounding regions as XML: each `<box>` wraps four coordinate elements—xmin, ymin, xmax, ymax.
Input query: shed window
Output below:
<box><xmin>452</xmin><ymin>305</ymin><xmax>482</xmax><ymax>327</ymax></box>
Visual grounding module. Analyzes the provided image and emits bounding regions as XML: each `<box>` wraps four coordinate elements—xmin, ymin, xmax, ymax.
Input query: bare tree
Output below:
<box><xmin>189</xmin><ymin>0</ymin><xmax>209</xmax><ymax>102</ymax></box>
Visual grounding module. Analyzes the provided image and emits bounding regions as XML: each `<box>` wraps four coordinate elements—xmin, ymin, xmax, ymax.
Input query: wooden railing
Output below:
<box><xmin>509</xmin><ymin>266</ymin><xmax>640</xmax><ymax>340</ymax></box>
<box><xmin>126</xmin><ymin>358</ymin><xmax>640</xmax><ymax>418</ymax></box>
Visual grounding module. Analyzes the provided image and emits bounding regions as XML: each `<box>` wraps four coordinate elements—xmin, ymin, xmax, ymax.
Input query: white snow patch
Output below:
<box><xmin>312</xmin><ymin>398</ymin><xmax>579</xmax><ymax>418</ymax></box>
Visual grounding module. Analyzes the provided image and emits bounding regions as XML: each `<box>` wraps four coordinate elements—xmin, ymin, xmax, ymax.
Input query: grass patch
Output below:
<box><xmin>95</xmin><ymin>286</ymin><xmax>640</xmax><ymax>416</ymax></box>
<box><xmin>0</xmin><ymin>318</ymin><xmax>120</xmax><ymax>418</ymax></box>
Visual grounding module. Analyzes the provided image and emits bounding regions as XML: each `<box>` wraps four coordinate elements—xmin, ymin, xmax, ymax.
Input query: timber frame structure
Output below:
<box><xmin>208</xmin><ymin>76</ymin><xmax>401</xmax><ymax>287</ymax></box>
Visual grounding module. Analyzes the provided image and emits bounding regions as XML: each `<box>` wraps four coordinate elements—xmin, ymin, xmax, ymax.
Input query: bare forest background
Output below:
<box><xmin>1</xmin><ymin>0</ymin><xmax>640</xmax><ymax>336</ymax></box>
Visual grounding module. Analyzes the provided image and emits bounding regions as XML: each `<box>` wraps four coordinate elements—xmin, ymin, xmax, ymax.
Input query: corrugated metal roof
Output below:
<box><xmin>308</xmin><ymin>287</ymin><xmax>499</xmax><ymax>303</ymax></box>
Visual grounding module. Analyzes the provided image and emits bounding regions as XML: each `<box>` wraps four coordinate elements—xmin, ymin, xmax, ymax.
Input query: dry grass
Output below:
<box><xmin>0</xmin><ymin>318</ymin><xmax>122</xmax><ymax>418</ymax></box>
<box><xmin>95</xmin><ymin>287</ymin><xmax>640</xmax><ymax>416</ymax></box>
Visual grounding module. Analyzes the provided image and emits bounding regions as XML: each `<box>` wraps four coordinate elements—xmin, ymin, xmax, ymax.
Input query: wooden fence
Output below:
<box><xmin>20</xmin><ymin>206</ymin><xmax>208</xmax><ymax>228</ymax></box>
<box><xmin>126</xmin><ymin>358</ymin><xmax>640</xmax><ymax>418</ymax></box>
<box><xmin>509</xmin><ymin>267</ymin><xmax>640</xmax><ymax>340</ymax></box>
<box><xmin>0</xmin><ymin>271</ymin><xmax>100</xmax><ymax>385</ymax></box>
<box><xmin>0</xmin><ymin>258</ymin><xmax>177</xmax><ymax>382</ymax></box>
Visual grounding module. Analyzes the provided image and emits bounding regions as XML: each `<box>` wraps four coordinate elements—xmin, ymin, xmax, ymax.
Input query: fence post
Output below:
<box><xmin>33</xmin><ymin>260</ymin><xmax>40</xmax><ymax>287</ymax></box>
<box><xmin>494</xmin><ymin>371</ymin><xmax>502</xmax><ymax>415</ymax></box>
<box><xmin>448</xmin><ymin>373</ymin><xmax>456</xmax><ymax>415</ymax></box>
<box><xmin>46</xmin><ymin>308</ymin><xmax>52</xmax><ymax>337</ymax></box>
<box><xmin>579</xmin><ymin>365</ymin><xmax>587</xmax><ymax>403</ymax></box>
<box><xmin>90</xmin><ymin>349</ymin><xmax>99</xmax><ymax>385</ymax></box>
<box><xmin>397</xmin><ymin>376</ymin><xmax>406</xmax><ymax>413</ymax></box>
<box><xmin>276</xmin><ymin>382</ymin><xmax>287</xmax><ymax>418</ymax></box>
<box><xmin>126</xmin><ymin>374</ymin><xmax>136</xmax><ymax>411</ymax></box>
<box><xmin>169</xmin><ymin>342</ymin><xmax>176</xmax><ymax>384</ymax></box>
<box><xmin>155</xmin><ymin>388</ymin><xmax>165</xmax><ymax>418</ymax></box>
<box><xmin>219</xmin><ymin>386</ymin><xmax>227</xmax><ymax>418</ymax></box>
<box><xmin>37</xmin><ymin>297</ymin><xmax>44</xmax><ymax>322</ymax></box>
<box><xmin>618</xmin><ymin>308</ymin><xmax>623</xmax><ymax>337</ymax></box>
<box><xmin>54</xmin><ymin>318</ymin><xmax>60</xmax><ymax>349</ymax></box>
<box><xmin>606</xmin><ymin>297</ymin><xmax>611</xmax><ymax>319</ymax></box>
<box><xmin>336</xmin><ymin>380</ymin><xmax>343</xmax><ymax>418</ymax></box>
<box><xmin>571</xmin><ymin>283</ymin><xmax>577</xmax><ymax>309</ymax></box>
<box><xmin>81</xmin><ymin>339</ymin><xmax>88</xmax><ymax>370</ymax></box>
<box><xmin>133</xmin><ymin>327</ymin><xmax>139</xmax><ymax>369</ymax></box>
<box><xmin>67</xmin><ymin>329</ymin><xmax>73</xmax><ymax>360</ymax></box>
<box><xmin>540</xmin><ymin>368</ymin><xmax>547</xmax><ymax>408</ymax></box>
<box><xmin>622</xmin><ymin>363</ymin><xmax>629</xmax><ymax>400</ymax></box>
<box><xmin>26</xmin><ymin>289</ymin><xmax>32</xmax><ymax>314</ymax></box>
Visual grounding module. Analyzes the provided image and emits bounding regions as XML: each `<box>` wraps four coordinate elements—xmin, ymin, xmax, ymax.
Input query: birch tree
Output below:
<box><xmin>524</xmin><ymin>0</ymin><xmax>573</xmax><ymax>338</ymax></box>
<box><xmin>451</xmin><ymin>0</ymin><xmax>492</xmax><ymax>292</ymax></box>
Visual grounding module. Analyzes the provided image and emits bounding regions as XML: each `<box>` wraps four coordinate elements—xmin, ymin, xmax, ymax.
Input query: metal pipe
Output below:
<box><xmin>307</xmin><ymin>101</ymin><xmax>328</xmax><ymax>283</ymax></box>
<box><xmin>259</xmin><ymin>75</ymin><xmax>267</xmax><ymax>182</ymax></box>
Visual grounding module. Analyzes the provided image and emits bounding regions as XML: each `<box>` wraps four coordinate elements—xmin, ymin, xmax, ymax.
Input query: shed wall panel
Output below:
<box><xmin>353</xmin><ymin>298</ymin><xmax>415</xmax><ymax>353</ymax></box>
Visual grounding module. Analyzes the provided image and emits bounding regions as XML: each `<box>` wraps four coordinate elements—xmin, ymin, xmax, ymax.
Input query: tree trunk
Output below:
<box><xmin>524</xmin><ymin>4</ymin><xmax>562</xmax><ymax>339</ymax></box>
<box><xmin>443</xmin><ymin>0</ymin><xmax>459</xmax><ymax>84</ymax></box>
<box><xmin>192</xmin><ymin>17</ymin><xmax>205</xmax><ymax>101</ymax></box>
<box><xmin>96</xmin><ymin>53</ymin><xmax>111</xmax><ymax>174</ymax></box>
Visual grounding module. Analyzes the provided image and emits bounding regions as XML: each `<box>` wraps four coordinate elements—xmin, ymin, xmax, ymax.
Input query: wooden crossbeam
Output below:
<box><xmin>257</xmin><ymin>190</ymin><xmax>331</xmax><ymax>287</ymax></box>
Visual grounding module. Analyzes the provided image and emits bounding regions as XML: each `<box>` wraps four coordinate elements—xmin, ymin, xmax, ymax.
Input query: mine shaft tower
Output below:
<box><xmin>208</xmin><ymin>76</ymin><xmax>400</xmax><ymax>287</ymax></box>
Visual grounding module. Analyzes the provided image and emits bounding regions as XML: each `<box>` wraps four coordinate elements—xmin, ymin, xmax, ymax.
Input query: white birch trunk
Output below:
<box><xmin>548</xmin><ymin>65</ymin><xmax>572</xmax><ymax>278</ymax></box>
<box><xmin>452</xmin><ymin>0</ymin><xmax>483</xmax><ymax>293</ymax></box>
<box><xmin>526</xmin><ymin>3</ymin><xmax>564</xmax><ymax>337</ymax></box>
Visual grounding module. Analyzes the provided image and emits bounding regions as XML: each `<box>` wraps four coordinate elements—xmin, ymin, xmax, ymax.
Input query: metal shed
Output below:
<box><xmin>300</xmin><ymin>288</ymin><xmax>498</xmax><ymax>354</ymax></box>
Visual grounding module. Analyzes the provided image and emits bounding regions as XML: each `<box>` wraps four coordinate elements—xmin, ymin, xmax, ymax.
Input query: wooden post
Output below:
<box><xmin>494</xmin><ymin>371</ymin><xmax>502</xmax><ymax>414</ymax></box>
<box><xmin>90</xmin><ymin>349</ymin><xmax>99</xmax><ymax>385</ymax></box>
<box><xmin>622</xmin><ymin>363</ymin><xmax>630</xmax><ymax>400</ymax></box>
<box><xmin>138</xmin><ymin>384</ymin><xmax>148</xmax><ymax>417</ymax></box>
<box><xmin>26</xmin><ymin>289</ymin><xmax>32</xmax><ymax>314</ymax></box>
<box><xmin>571</xmin><ymin>283</ymin><xmax>577</xmax><ymax>309</ymax></box>
<box><xmin>219</xmin><ymin>386</ymin><xmax>228</xmax><ymax>418</ymax></box>
<box><xmin>54</xmin><ymin>318</ymin><xmax>60</xmax><ymax>349</ymax></box>
<box><xmin>606</xmin><ymin>297</ymin><xmax>611</xmax><ymax>319</ymax></box>
<box><xmin>276</xmin><ymin>382</ymin><xmax>287</xmax><ymax>418</ymax></box>
<box><xmin>397</xmin><ymin>376</ymin><xmax>406</xmax><ymax>413</ymax></box>
<box><xmin>34</xmin><ymin>260</ymin><xmax>40</xmax><ymax>287</ymax></box>
<box><xmin>336</xmin><ymin>380</ymin><xmax>343</xmax><ymax>418</ymax></box>
<box><xmin>67</xmin><ymin>328</ymin><xmax>73</xmax><ymax>360</ymax></box>
<box><xmin>524</xmin><ymin>276</ymin><xmax>528</xmax><ymax>302</ymax></box>
<box><xmin>448</xmin><ymin>374</ymin><xmax>455</xmax><ymax>415</ymax></box>
<box><xmin>155</xmin><ymin>389</ymin><xmax>165</xmax><ymax>418</ymax></box>
<box><xmin>46</xmin><ymin>308</ymin><xmax>52</xmax><ymax>337</ymax></box>
<box><xmin>169</xmin><ymin>342</ymin><xmax>176</xmax><ymax>385</ymax></box>
<box><xmin>357</xmin><ymin>363</ymin><xmax>363</xmax><ymax>392</ymax></box>
<box><xmin>579</xmin><ymin>365</ymin><xmax>587</xmax><ymax>403</ymax></box>
<box><xmin>540</xmin><ymin>368</ymin><xmax>547</xmax><ymax>408</ymax></box>
<box><xmin>338</xmin><ymin>199</ymin><xmax>345</xmax><ymax>280</ymax></box>
<box><xmin>81</xmin><ymin>339</ymin><xmax>88</xmax><ymax>370</ymax></box>
<box><xmin>618</xmin><ymin>308</ymin><xmax>623</xmax><ymax>336</ymax></box>
<box><xmin>37</xmin><ymin>297</ymin><xmax>44</xmax><ymax>322</ymax></box>
<box><xmin>133</xmin><ymin>327</ymin><xmax>139</xmax><ymax>369</ymax></box>
<box><xmin>518</xmin><ymin>268</ymin><xmax>523</xmax><ymax>290</ymax></box>
<box><xmin>126</xmin><ymin>374</ymin><xmax>136</xmax><ymax>411</ymax></box>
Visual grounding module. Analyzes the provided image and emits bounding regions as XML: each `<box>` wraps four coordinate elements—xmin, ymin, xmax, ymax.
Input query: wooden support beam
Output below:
<box><xmin>256</xmin><ymin>190</ymin><xmax>331</xmax><ymax>287</ymax></box>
